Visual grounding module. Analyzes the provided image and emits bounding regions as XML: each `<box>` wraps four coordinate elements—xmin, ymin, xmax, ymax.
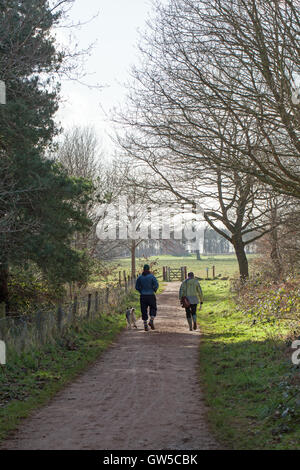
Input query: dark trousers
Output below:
<box><xmin>140</xmin><ymin>294</ymin><xmax>157</xmax><ymax>321</ymax></box>
<box><xmin>185</xmin><ymin>304</ymin><xmax>197</xmax><ymax>319</ymax></box>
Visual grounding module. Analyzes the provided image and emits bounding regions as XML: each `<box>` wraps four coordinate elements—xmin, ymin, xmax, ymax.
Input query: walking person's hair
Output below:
<box><xmin>142</xmin><ymin>264</ymin><xmax>151</xmax><ymax>275</ymax></box>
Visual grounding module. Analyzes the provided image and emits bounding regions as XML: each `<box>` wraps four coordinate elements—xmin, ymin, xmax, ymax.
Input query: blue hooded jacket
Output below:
<box><xmin>135</xmin><ymin>272</ymin><xmax>159</xmax><ymax>295</ymax></box>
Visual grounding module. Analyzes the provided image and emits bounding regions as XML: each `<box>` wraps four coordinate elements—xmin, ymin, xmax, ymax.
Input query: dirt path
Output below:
<box><xmin>1</xmin><ymin>282</ymin><xmax>220</xmax><ymax>450</ymax></box>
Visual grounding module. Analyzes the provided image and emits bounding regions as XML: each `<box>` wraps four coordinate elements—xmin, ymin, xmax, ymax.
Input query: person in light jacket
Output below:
<box><xmin>179</xmin><ymin>272</ymin><xmax>203</xmax><ymax>331</ymax></box>
<box><xmin>135</xmin><ymin>264</ymin><xmax>159</xmax><ymax>331</ymax></box>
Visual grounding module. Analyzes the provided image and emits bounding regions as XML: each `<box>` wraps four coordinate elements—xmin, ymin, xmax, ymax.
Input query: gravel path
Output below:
<box><xmin>1</xmin><ymin>282</ymin><xmax>220</xmax><ymax>450</ymax></box>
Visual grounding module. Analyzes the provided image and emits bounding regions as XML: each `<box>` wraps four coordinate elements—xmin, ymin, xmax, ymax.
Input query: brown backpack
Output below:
<box><xmin>180</xmin><ymin>296</ymin><xmax>191</xmax><ymax>308</ymax></box>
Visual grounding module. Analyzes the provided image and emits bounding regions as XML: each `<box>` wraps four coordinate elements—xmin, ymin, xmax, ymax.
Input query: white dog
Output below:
<box><xmin>126</xmin><ymin>307</ymin><xmax>137</xmax><ymax>329</ymax></box>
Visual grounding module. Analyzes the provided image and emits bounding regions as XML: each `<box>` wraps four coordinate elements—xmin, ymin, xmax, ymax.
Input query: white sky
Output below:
<box><xmin>55</xmin><ymin>0</ymin><xmax>157</xmax><ymax>158</ymax></box>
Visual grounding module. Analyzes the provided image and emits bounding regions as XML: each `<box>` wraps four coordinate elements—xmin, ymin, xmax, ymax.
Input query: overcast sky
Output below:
<box><xmin>55</xmin><ymin>0</ymin><xmax>157</xmax><ymax>157</ymax></box>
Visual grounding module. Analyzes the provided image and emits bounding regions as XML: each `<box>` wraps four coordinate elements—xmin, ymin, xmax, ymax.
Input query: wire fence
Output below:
<box><xmin>0</xmin><ymin>276</ymin><xmax>137</xmax><ymax>355</ymax></box>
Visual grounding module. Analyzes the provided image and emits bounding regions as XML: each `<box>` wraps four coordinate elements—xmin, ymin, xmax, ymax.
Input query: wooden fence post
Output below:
<box><xmin>119</xmin><ymin>271</ymin><xmax>122</xmax><ymax>286</ymax></box>
<box><xmin>0</xmin><ymin>303</ymin><xmax>5</xmax><ymax>319</ymax></box>
<box><xmin>95</xmin><ymin>291</ymin><xmax>99</xmax><ymax>317</ymax></box>
<box><xmin>72</xmin><ymin>295</ymin><xmax>78</xmax><ymax>322</ymax></box>
<box><xmin>36</xmin><ymin>310</ymin><xmax>45</xmax><ymax>345</ymax></box>
<box><xmin>106</xmin><ymin>287</ymin><xmax>109</xmax><ymax>304</ymax></box>
<box><xmin>0</xmin><ymin>303</ymin><xmax>7</xmax><ymax>339</ymax></box>
<box><xmin>20</xmin><ymin>322</ymin><xmax>28</xmax><ymax>353</ymax></box>
<box><xmin>213</xmin><ymin>266</ymin><xmax>215</xmax><ymax>279</ymax></box>
<box><xmin>57</xmin><ymin>305</ymin><xmax>64</xmax><ymax>333</ymax></box>
<box><xmin>206</xmin><ymin>268</ymin><xmax>209</xmax><ymax>279</ymax></box>
<box><xmin>87</xmin><ymin>293</ymin><xmax>92</xmax><ymax>319</ymax></box>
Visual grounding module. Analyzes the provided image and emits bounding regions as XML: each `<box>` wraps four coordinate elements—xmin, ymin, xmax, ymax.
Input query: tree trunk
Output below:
<box><xmin>232</xmin><ymin>237</ymin><xmax>249</xmax><ymax>281</ymax></box>
<box><xmin>270</xmin><ymin>228</ymin><xmax>283</xmax><ymax>279</ymax></box>
<box><xmin>196</xmin><ymin>249</ymin><xmax>201</xmax><ymax>260</ymax></box>
<box><xmin>0</xmin><ymin>264</ymin><xmax>9</xmax><ymax>311</ymax></box>
<box><xmin>131</xmin><ymin>241</ymin><xmax>136</xmax><ymax>278</ymax></box>
<box><xmin>270</xmin><ymin>207</ymin><xmax>283</xmax><ymax>279</ymax></box>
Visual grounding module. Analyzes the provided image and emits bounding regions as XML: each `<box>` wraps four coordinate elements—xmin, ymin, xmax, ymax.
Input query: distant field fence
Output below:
<box><xmin>0</xmin><ymin>275</ymin><xmax>137</xmax><ymax>355</ymax></box>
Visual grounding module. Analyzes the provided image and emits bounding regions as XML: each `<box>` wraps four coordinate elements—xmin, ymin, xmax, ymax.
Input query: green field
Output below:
<box><xmin>88</xmin><ymin>254</ymin><xmax>259</xmax><ymax>292</ymax></box>
<box><xmin>114</xmin><ymin>253</ymin><xmax>255</xmax><ymax>280</ymax></box>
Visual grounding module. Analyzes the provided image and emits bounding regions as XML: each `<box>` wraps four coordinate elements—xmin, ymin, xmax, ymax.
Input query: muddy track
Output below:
<box><xmin>1</xmin><ymin>282</ymin><xmax>220</xmax><ymax>450</ymax></box>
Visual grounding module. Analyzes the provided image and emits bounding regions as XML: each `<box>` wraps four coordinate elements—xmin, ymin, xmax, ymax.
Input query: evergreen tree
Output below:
<box><xmin>0</xmin><ymin>1</ymin><xmax>93</xmax><ymax>310</ymax></box>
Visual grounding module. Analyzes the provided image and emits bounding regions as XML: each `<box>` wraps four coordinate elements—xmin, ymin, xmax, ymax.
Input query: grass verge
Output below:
<box><xmin>198</xmin><ymin>280</ymin><xmax>300</xmax><ymax>450</ymax></box>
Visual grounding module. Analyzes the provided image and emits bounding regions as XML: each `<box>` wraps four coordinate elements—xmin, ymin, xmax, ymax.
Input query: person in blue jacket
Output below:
<box><xmin>135</xmin><ymin>264</ymin><xmax>159</xmax><ymax>331</ymax></box>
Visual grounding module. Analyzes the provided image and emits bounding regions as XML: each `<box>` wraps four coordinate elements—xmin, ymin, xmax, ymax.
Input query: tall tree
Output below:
<box><xmin>56</xmin><ymin>125</ymin><xmax>103</xmax><ymax>255</ymax></box>
<box><xmin>121</xmin><ymin>0</ymin><xmax>300</xmax><ymax>197</ymax></box>
<box><xmin>121</xmin><ymin>156</ymin><xmax>272</xmax><ymax>279</ymax></box>
<box><xmin>96</xmin><ymin>161</ymin><xmax>153</xmax><ymax>277</ymax></box>
<box><xmin>0</xmin><ymin>1</ymin><xmax>93</xmax><ymax>311</ymax></box>
<box><xmin>115</xmin><ymin>0</ymin><xmax>299</xmax><ymax>278</ymax></box>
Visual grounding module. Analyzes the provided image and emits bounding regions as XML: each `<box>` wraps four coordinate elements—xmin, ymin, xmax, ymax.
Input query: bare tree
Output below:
<box><xmin>256</xmin><ymin>196</ymin><xmax>300</xmax><ymax>279</ymax></box>
<box><xmin>55</xmin><ymin>127</ymin><xmax>136</xmax><ymax>267</ymax></box>
<box><xmin>112</xmin><ymin>0</ymin><xmax>300</xmax><ymax>279</ymax></box>
<box><xmin>117</xmin><ymin>0</ymin><xmax>299</xmax><ymax>198</ymax></box>
<box><xmin>202</xmin><ymin>171</ymin><xmax>276</xmax><ymax>279</ymax></box>
<box><xmin>96</xmin><ymin>160</ymin><xmax>156</xmax><ymax>277</ymax></box>
<box><xmin>117</xmin><ymin>108</ymin><xmax>279</xmax><ymax>279</ymax></box>
<box><xmin>121</xmin><ymin>153</ymin><xmax>274</xmax><ymax>279</ymax></box>
<box><xmin>56</xmin><ymin>126</ymin><xmax>101</xmax><ymax>180</ymax></box>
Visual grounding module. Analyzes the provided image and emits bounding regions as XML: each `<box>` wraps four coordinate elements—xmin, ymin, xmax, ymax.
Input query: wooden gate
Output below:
<box><xmin>163</xmin><ymin>266</ymin><xmax>187</xmax><ymax>282</ymax></box>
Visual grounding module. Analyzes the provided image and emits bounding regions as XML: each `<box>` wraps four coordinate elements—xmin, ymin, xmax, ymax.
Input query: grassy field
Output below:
<box><xmin>87</xmin><ymin>253</ymin><xmax>244</xmax><ymax>291</ymax></box>
<box><xmin>115</xmin><ymin>253</ymin><xmax>252</xmax><ymax>280</ymax></box>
